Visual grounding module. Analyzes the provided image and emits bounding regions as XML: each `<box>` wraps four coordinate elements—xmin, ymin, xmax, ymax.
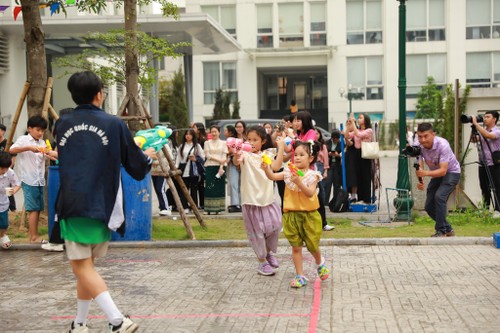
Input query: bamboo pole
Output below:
<box><xmin>48</xmin><ymin>104</ymin><xmax>59</xmax><ymax>121</ymax></box>
<box><xmin>6</xmin><ymin>81</ymin><xmax>30</xmax><ymax>152</ymax></box>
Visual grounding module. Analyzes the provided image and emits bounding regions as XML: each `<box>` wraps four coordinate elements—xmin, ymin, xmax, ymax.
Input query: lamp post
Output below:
<box><xmin>394</xmin><ymin>0</ymin><xmax>413</xmax><ymax>219</ymax></box>
<box><xmin>339</xmin><ymin>85</ymin><xmax>364</xmax><ymax>118</ymax></box>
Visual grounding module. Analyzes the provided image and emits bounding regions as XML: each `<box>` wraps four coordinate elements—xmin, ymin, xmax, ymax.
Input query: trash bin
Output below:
<box><xmin>47</xmin><ymin>166</ymin><xmax>152</xmax><ymax>242</ymax></box>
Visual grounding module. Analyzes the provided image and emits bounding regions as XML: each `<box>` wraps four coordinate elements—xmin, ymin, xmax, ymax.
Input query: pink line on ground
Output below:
<box><xmin>307</xmin><ymin>278</ymin><xmax>322</xmax><ymax>333</ymax></box>
<box><xmin>103</xmin><ymin>259</ymin><xmax>161</xmax><ymax>263</ymax></box>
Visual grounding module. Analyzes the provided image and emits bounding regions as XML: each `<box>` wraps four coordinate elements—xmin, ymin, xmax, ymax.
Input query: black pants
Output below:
<box><xmin>479</xmin><ymin>165</ymin><xmax>500</xmax><ymax>211</ymax></box>
<box><xmin>152</xmin><ymin>176</ymin><xmax>169</xmax><ymax>211</ymax></box>
<box><xmin>178</xmin><ymin>176</ymin><xmax>199</xmax><ymax>209</ymax></box>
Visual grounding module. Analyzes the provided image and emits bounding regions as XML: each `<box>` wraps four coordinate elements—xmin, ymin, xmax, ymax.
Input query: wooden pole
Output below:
<box><xmin>135</xmin><ymin>96</ymin><xmax>206</xmax><ymax>228</ymax></box>
<box><xmin>41</xmin><ymin>77</ymin><xmax>54</xmax><ymax>121</ymax></box>
<box><xmin>48</xmin><ymin>104</ymin><xmax>59</xmax><ymax>121</ymax></box>
<box><xmin>6</xmin><ymin>81</ymin><xmax>30</xmax><ymax>152</ymax></box>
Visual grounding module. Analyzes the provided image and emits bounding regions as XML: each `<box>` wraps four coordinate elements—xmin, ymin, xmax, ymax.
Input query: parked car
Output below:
<box><xmin>210</xmin><ymin>118</ymin><xmax>331</xmax><ymax>141</ymax></box>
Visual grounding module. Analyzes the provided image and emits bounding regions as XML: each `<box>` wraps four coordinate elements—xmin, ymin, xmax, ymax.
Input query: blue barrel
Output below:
<box><xmin>47</xmin><ymin>166</ymin><xmax>59</xmax><ymax>238</ymax></box>
<box><xmin>47</xmin><ymin>166</ymin><xmax>152</xmax><ymax>242</ymax></box>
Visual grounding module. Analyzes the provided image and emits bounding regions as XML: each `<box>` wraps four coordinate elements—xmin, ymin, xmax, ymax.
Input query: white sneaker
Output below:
<box><xmin>183</xmin><ymin>208</ymin><xmax>190</xmax><ymax>214</ymax></box>
<box><xmin>41</xmin><ymin>242</ymin><xmax>64</xmax><ymax>252</ymax></box>
<box><xmin>109</xmin><ymin>316</ymin><xmax>138</xmax><ymax>333</ymax></box>
<box><xmin>159</xmin><ymin>209</ymin><xmax>172</xmax><ymax>216</ymax></box>
<box><xmin>493</xmin><ymin>211</ymin><xmax>500</xmax><ymax>218</ymax></box>
<box><xmin>323</xmin><ymin>225</ymin><xmax>335</xmax><ymax>231</ymax></box>
<box><xmin>69</xmin><ymin>321</ymin><xmax>89</xmax><ymax>333</ymax></box>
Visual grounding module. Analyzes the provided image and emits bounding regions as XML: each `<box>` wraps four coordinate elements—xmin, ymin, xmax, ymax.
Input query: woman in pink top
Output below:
<box><xmin>343</xmin><ymin>113</ymin><xmax>373</xmax><ymax>203</ymax></box>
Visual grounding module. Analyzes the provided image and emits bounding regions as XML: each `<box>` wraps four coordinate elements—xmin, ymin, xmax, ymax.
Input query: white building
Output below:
<box><xmin>0</xmin><ymin>0</ymin><xmax>499</xmax><ymax>204</ymax></box>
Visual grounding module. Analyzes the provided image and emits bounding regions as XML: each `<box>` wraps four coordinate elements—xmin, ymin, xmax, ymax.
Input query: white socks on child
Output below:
<box><xmin>94</xmin><ymin>291</ymin><xmax>123</xmax><ymax>326</ymax></box>
<box><xmin>75</xmin><ymin>299</ymin><xmax>91</xmax><ymax>325</ymax></box>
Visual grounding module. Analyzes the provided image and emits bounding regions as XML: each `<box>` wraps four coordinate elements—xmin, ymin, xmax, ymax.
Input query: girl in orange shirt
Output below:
<box><xmin>263</xmin><ymin>140</ymin><xmax>330</xmax><ymax>288</ymax></box>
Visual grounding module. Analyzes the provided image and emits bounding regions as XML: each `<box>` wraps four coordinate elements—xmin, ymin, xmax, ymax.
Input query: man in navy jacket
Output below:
<box><xmin>56</xmin><ymin>71</ymin><xmax>154</xmax><ymax>333</ymax></box>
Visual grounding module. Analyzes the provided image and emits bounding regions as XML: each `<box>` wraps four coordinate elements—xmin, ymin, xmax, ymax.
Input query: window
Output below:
<box><xmin>347</xmin><ymin>56</ymin><xmax>384</xmax><ymax>100</ymax></box>
<box><xmin>278</xmin><ymin>3</ymin><xmax>304</xmax><ymax>47</ymax></box>
<box><xmin>466</xmin><ymin>0</ymin><xmax>500</xmax><ymax>39</ymax></box>
<box><xmin>310</xmin><ymin>2</ymin><xmax>327</xmax><ymax>46</ymax></box>
<box><xmin>466</xmin><ymin>52</ymin><xmax>500</xmax><ymax>88</ymax></box>
<box><xmin>201</xmin><ymin>5</ymin><xmax>237</xmax><ymax>38</ymax></box>
<box><xmin>346</xmin><ymin>0</ymin><xmax>382</xmax><ymax>45</ymax></box>
<box><xmin>257</xmin><ymin>5</ymin><xmax>273</xmax><ymax>48</ymax></box>
<box><xmin>203</xmin><ymin>62</ymin><xmax>237</xmax><ymax>104</ymax></box>
<box><xmin>406</xmin><ymin>0</ymin><xmax>446</xmax><ymax>42</ymax></box>
<box><xmin>406</xmin><ymin>54</ymin><xmax>446</xmax><ymax>98</ymax></box>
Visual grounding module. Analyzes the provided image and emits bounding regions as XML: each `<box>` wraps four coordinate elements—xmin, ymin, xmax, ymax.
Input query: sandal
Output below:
<box><xmin>30</xmin><ymin>238</ymin><xmax>48</xmax><ymax>244</ymax></box>
<box><xmin>1</xmin><ymin>235</ymin><xmax>12</xmax><ymax>249</ymax></box>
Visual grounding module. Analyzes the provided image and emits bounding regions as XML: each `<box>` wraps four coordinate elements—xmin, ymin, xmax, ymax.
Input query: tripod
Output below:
<box><xmin>461</xmin><ymin>125</ymin><xmax>500</xmax><ymax>212</ymax></box>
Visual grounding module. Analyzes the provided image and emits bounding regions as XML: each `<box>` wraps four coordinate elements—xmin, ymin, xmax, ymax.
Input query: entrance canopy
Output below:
<box><xmin>0</xmin><ymin>12</ymin><xmax>241</xmax><ymax>55</ymax></box>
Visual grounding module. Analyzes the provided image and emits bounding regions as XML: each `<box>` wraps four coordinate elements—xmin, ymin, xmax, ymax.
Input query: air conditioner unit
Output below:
<box><xmin>0</xmin><ymin>33</ymin><xmax>8</xmax><ymax>74</ymax></box>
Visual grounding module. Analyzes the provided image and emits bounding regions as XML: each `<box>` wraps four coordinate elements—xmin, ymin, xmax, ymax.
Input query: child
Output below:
<box><xmin>9</xmin><ymin>115</ymin><xmax>57</xmax><ymax>244</ymax></box>
<box><xmin>233</xmin><ymin>125</ymin><xmax>285</xmax><ymax>276</ymax></box>
<box><xmin>263</xmin><ymin>140</ymin><xmax>330</xmax><ymax>288</ymax></box>
<box><xmin>0</xmin><ymin>152</ymin><xmax>21</xmax><ymax>249</ymax></box>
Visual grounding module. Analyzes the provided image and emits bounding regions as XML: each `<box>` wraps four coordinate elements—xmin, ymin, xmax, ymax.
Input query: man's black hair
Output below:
<box><xmin>485</xmin><ymin>111</ymin><xmax>499</xmax><ymax>124</ymax></box>
<box><xmin>0</xmin><ymin>151</ymin><xmax>12</xmax><ymax>168</ymax></box>
<box><xmin>331</xmin><ymin>129</ymin><xmax>341</xmax><ymax>139</ymax></box>
<box><xmin>27</xmin><ymin>115</ymin><xmax>48</xmax><ymax>130</ymax></box>
<box><xmin>67</xmin><ymin>71</ymin><xmax>104</xmax><ymax>105</ymax></box>
<box><xmin>0</xmin><ymin>124</ymin><xmax>6</xmax><ymax>131</ymax></box>
<box><xmin>417</xmin><ymin>122</ymin><xmax>433</xmax><ymax>132</ymax></box>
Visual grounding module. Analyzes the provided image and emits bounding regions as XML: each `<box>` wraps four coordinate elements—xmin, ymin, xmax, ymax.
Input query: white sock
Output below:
<box><xmin>75</xmin><ymin>299</ymin><xmax>92</xmax><ymax>325</ymax></box>
<box><xmin>317</xmin><ymin>256</ymin><xmax>325</xmax><ymax>267</ymax></box>
<box><xmin>94</xmin><ymin>291</ymin><xmax>123</xmax><ymax>326</ymax></box>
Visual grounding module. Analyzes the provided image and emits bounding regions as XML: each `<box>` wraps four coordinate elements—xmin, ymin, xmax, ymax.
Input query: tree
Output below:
<box><xmin>158</xmin><ymin>78</ymin><xmax>171</xmax><ymax>122</ymax></box>
<box><xmin>222</xmin><ymin>91</ymin><xmax>231</xmax><ymax>119</ymax></box>
<box><xmin>415</xmin><ymin>77</ymin><xmax>443</xmax><ymax>120</ymax></box>
<box><xmin>231</xmin><ymin>99</ymin><xmax>241</xmax><ymax>119</ymax></box>
<box><xmin>53</xmin><ymin>30</ymin><xmax>187</xmax><ymax>93</ymax></box>
<box><xmin>212</xmin><ymin>89</ymin><xmax>224</xmax><ymax>120</ymax></box>
<box><xmin>16</xmin><ymin>0</ymin><xmax>179</xmax><ymax>122</ymax></box>
<box><xmin>167</xmin><ymin>68</ymin><xmax>189</xmax><ymax>129</ymax></box>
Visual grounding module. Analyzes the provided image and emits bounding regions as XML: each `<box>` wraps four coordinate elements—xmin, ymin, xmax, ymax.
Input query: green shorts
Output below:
<box><xmin>283</xmin><ymin>211</ymin><xmax>322</xmax><ymax>254</ymax></box>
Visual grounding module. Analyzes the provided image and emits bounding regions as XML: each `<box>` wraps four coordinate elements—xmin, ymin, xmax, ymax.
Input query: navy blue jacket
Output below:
<box><xmin>55</xmin><ymin>104</ymin><xmax>151</xmax><ymax>234</ymax></box>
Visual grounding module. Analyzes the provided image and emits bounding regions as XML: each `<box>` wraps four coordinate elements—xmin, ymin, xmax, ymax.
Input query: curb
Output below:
<box><xmin>8</xmin><ymin>237</ymin><xmax>494</xmax><ymax>251</ymax></box>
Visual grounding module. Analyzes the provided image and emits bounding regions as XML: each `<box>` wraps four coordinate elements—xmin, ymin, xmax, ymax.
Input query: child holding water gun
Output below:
<box><xmin>233</xmin><ymin>125</ymin><xmax>286</xmax><ymax>276</ymax></box>
<box><xmin>262</xmin><ymin>140</ymin><xmax>330</xmax><ymax>288</ymax></box>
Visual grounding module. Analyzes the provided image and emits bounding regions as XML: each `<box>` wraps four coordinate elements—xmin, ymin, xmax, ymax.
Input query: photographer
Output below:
<box><xmin>414</xmin><ymin>123</ymin><xmax>460</xmax><ymax>237</ymax></box>
<box><xmin>471</xmin><ymin>111</ymin><xmax>500</xmax><ymax>216</ymax></box>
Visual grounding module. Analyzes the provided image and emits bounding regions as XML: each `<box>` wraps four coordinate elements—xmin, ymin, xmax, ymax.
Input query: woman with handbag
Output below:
<box><xmin>175</xmin><ymin>129</ymin><xmax>205</xmax><ymax>213</ymax></box>
<box><xmin>204</xmin><ymin>125</ymin><xmax>228</xmax><ymax>214</ymax></box>
<box><xmin>343</xmin><ymin>113</ymin><xmax>373</xmax><ymax>204</ymax></box>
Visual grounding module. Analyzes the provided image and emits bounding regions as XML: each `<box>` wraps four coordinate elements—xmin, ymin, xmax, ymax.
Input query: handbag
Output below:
<box><xmin>361</xmin><ymin>141</ymin><xmax>380</xmax><ymax>159</ymax></box>
<box><xmin>492</xmin><ymin>151</ymin><xmax>500</xmax><ymax>165</ymax></box>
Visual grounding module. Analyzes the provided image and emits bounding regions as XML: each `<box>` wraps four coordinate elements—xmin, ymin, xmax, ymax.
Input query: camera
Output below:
<box><xmin>460</xmin><ymin>114</ymin><xmax>483</xmax><ymax>124</ymax></box>
<box><xmin>402</xmin><ymin>145</ymin><xmax>421</xmax><ymax>157</ymax></box>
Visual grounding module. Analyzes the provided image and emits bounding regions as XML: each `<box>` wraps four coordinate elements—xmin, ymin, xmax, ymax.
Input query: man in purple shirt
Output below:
<box><xmin>471</xmin><ymin>111</ymin><xmax>500</xmax><ymax>216</ymax></box>
<box><xmin>415</xmin><ymin>123</ymin><xmax>460</xmax><ymax>237</ymax></box>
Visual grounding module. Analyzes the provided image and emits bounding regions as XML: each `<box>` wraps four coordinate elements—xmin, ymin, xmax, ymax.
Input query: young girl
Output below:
<box><xmin>233</xmin><ymin>125</ymin><xmax>286</xmax><ymax>276</ymax></box>
<box><xmin>263</xmin><ymin>140</ymin><xmax>330</xmax><ymax>288</ymax></box>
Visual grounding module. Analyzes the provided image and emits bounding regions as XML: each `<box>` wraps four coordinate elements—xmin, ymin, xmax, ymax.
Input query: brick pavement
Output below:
<box><xmin>1</xmin><ymin>243</ymin><xmax>499</xmax><ymax>332</ymax></box>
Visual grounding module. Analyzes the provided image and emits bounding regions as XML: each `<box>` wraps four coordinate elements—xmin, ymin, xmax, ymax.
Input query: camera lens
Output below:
<box><xmin>460</xmin><ymin>114</ymin><xmax>484</xmax><ymax>123</ymax></box>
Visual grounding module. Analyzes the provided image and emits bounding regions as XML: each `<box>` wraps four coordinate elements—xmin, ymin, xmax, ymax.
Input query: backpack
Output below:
<box><xmin>329</xmin><ymin>188</ymin><xmax>349</xmax><ymax>213</ymax></box>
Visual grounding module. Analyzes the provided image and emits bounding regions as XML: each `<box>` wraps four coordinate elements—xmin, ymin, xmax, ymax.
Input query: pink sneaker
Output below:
<box><xmin>257</xmin><ymin>262</ymin><xmax>275</xmax><ymax>276</ymax></box>
<box><xmin>266</xmin><ymin>253</ymin><xmax>279</xmax><ymax>268</ymax></box>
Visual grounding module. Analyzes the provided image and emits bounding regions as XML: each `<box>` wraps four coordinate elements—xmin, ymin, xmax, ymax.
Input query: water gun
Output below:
<box><xmin>38</xmin><ymin>139</ymin><xmax>53</xmax><ymax>153</ymax></box>
<box><xmin>241</xmin><ymin>142</ymin><xmax>252</xmax><ymax>152</ymax></box>
<box><xmin>134</xmin><ymin>125</ymin><xmax>172</xmax><ymax>152</ymax></box>
<box><xmin>284</xmin><ymin>137</ymin><xmax>293</xmax><ymax>146</ymax></box>
<box><xmin>262</xmin><ymin>154</ymin><xmax>272</xmax><ymax>165</ymax></box>
<box><xmin>226</xmin><ymin>137</ymin><xmax>243</xmax><ymax>153</ymax></box>
<box><xmin>288</xmin><ymin>163</ymin><xmax>304</xmax><ymax>177</ymax></box>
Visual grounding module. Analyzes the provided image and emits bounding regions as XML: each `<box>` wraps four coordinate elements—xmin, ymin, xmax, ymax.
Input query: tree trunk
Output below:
<box><xmin>124</xmin><ymin>0</ymin><xmax>141</xmax><ymax>132</ymax></box>
<box><xmin>20</xmin><ymin>0</ymin><xmax>47</xmax><ymax>118</ymax></box>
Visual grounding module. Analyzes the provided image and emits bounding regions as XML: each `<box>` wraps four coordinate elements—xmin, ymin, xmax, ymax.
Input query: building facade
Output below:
<box><xmin>185</xmin><ymin>0</ymin><xmax>500</xmax><ymax>129</ymax></box>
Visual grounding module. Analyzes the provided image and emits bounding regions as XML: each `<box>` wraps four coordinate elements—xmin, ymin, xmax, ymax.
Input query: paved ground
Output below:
<box><xmin>1</xmin><ymin>242</ymin><xmax>499</xmax><ymax>333</ymax></box>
